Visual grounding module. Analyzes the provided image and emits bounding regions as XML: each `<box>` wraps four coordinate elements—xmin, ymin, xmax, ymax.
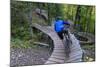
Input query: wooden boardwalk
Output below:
<box><xmin>32</xmin><ymin>23</ymin><xmax>83</xmax><ymax>64</ymax></box>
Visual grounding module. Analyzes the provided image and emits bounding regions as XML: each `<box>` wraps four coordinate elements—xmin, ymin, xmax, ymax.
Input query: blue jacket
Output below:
<box><xmin>54</xmin><ymin>20</ymin><xmax>69</xmax><ymax>32</ymax></box>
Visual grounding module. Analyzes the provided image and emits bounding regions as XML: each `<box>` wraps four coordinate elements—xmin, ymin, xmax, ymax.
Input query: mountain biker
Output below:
<box><xmin>54</xmin><ymin>16</ymin><xmax>70</xmax><ymax>40</ymax></box>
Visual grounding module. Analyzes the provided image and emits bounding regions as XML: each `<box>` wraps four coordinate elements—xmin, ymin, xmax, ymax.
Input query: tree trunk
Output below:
<box><xmin>74</xmin><ymin>5</ymin><xmax>81</xmax><ymax>31</ymax></box>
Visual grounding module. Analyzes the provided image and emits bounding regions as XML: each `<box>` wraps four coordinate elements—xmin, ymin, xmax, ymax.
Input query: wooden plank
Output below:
<box><xmin>50</xmin><ymin>55</ymin><xmax>65</xmax><ymax>60</ymax></box>
<box><xmin>53</xmin><ymin>48</ymin><xmax>65</xmax><ymax>50</ymax></box>
<box><xmin>53</xmin><ymin>49</ymin><xmax>65</xmax><ymax>53</ymax></box>
<box><xmin>51</xmin><ymin>52</ymin><xmax>66</xmax><ymax>57</ymax></box>
<box><xmin>48</xmin><ymin>57</ymin><xmax>64</xmax><ymax>63</ymax></box>
<box><xmin>45</xmin><ymin>60</ymin><xmax>57</xmax><ymax>64</ymax></box>
<box><xmin>54</xmin><ymin>45</ymin><xmax>65</xmax><ymax>48</ymax></box>
<box><xmin>70</xmin><ymin>47</ymin><xmax>82</xmax><ymax>52</ymax></box>
<box><xmin>66</xmin><ymin>58</ymin><xmax>82</xmax><ymax>63</ymax></box>
<box><xmin>69</xmin><ymin>51</ymin><xmax>83</xmax><ymax>58</ymax></box>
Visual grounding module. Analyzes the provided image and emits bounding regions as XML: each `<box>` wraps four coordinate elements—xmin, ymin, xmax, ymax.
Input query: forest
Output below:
<box><xmin>10</xmin><ymin>0</ymin><xmax>95</xmax><ymax>66</ymax></box>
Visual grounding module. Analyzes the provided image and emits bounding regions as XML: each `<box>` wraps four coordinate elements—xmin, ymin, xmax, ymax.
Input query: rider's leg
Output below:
<box><xmin>57</xmin><ymin>31</ymin><xmax>63</xmax><ymax>39</ymax></box>
<box><xmin>63</xmin><ymin>30</ymin><xmax>68</xmax><ymax>35</ymax></box>
<box><xmin>62</xmin><ymin>30</ymin><xmax>69</xmax><ymax>39</ymax></box>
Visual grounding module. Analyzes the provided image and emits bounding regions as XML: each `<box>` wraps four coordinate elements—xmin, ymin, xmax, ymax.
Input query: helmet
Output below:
<box><xmin>56</xmin><ymin>16</ymin><xmax>62</xmax><ymax>21</ymax></box>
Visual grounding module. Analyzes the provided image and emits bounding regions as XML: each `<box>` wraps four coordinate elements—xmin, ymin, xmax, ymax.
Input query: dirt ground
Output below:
<box><xmin>10</xmin><ymin>46</ymin><xmax>51</xmax><ymax>67</ymax></box>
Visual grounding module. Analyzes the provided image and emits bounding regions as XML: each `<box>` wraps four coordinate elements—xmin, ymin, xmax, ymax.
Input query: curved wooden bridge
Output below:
<box><xmin>32</xmin><ymin>23</ymin><xmax>83</xmax><ymax>64</ymax></box>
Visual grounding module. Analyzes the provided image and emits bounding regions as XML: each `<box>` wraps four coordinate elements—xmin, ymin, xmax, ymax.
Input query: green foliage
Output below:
<box><xmin>11</xmin><ymin>38</ymin><xmax>37</xmax><ymax>48</ymax></box>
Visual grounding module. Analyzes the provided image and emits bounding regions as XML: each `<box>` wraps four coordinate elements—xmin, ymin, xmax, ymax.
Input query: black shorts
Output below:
<box><xmin>57</xmin><ymin>31</ymin><xmax>63</xmax><ymax>39</ymax></box>
<box><xmin>57</xmin><ymin>30</ymin><xmax>68</xmax><ymax>39</ymax></box>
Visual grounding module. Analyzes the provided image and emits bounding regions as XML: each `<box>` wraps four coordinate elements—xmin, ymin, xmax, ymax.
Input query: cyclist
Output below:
<box><xmin>54</xmin><ymin>16</ymin><xmax>70</xmax><ymax>40</ymax></box>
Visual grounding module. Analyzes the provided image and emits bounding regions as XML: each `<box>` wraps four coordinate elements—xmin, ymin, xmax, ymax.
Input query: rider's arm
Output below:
<box><xmin>63</xmin><ymin>21</ymin><xmax>70</xmax><ymax>25</ymax></box>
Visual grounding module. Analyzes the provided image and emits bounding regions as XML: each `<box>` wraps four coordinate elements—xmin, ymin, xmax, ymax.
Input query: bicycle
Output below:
<box><xmin>63</xmin><ymin>25</ymin><xmax>72</xmax><ymax>56</ymax></box>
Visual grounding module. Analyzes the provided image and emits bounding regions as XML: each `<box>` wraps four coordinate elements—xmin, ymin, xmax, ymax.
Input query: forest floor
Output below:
<box><xmin>10</xmin><ymin>46</ymin><xmax>51</xmax><ymax>67</ymax></box>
